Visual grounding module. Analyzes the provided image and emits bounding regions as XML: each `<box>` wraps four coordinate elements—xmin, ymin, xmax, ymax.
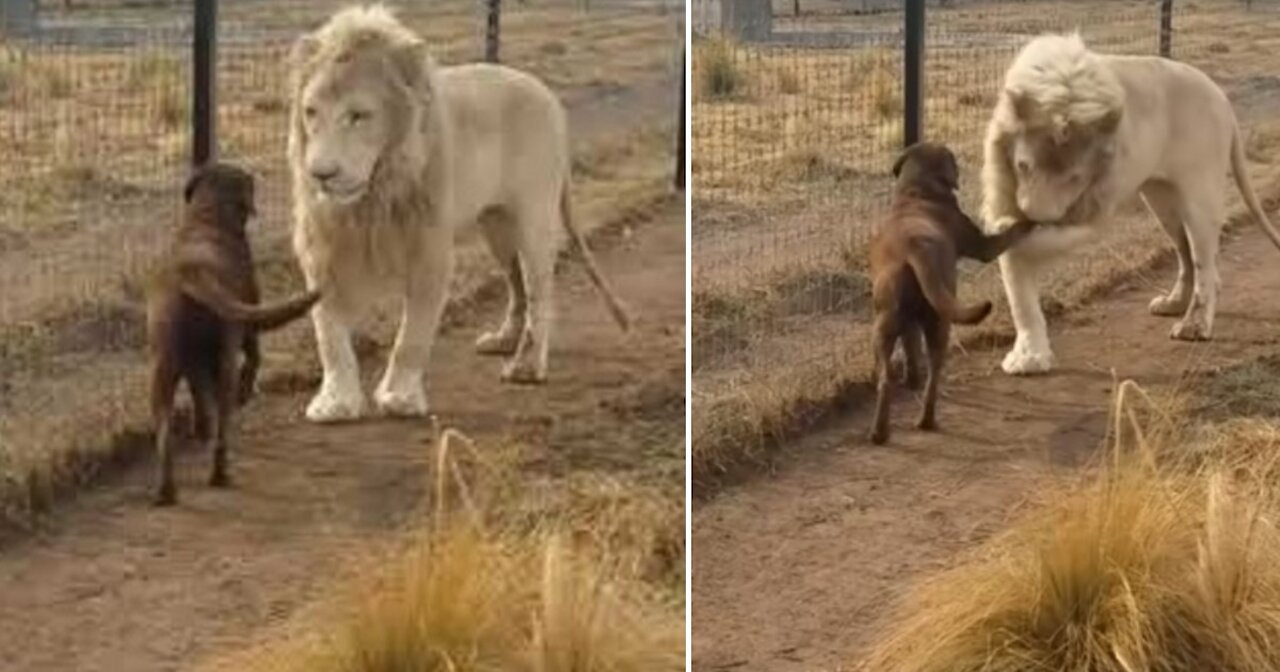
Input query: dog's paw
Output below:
<box><xmin>1148</xmin><ymin>293</ymin><xmax>1190</xmax><ymax>317</ymax></box>
<box><xmin>1001</xmin><ymin>342</ymin><xmax>1054</xmax><ymax>376</ymax></box>
<box><xmin>868</xmin><ymin>428</ymin><xmax>889</xmax><ymax>445</ymax></box>
<box><xmin>501</xmin><ymin>359</ymin><xmax>548</xmax><ymax>385</ymax></box>
<box><xmin>208</xmin><ymin>470</ymin><xmax>231</xmax><ymax>488</ymax></box>
<box><xmin>306</xmin><ymin>384</ymin><xmax>368</xmax><ymax>423</ymax></box>
<box><xmin>475</xmin><ymin>329</ymin><xmax>521</xmax><ymax>356</ymax></box>
<box><xmin>915</xmin><ymin>415</ymin><xmax>937</xmax><ymax>431</ymax></box>
<box><xmin>1170</xmin><ymin>317</ymin><xmax>1212</xmax><ymax>342</ymax></box>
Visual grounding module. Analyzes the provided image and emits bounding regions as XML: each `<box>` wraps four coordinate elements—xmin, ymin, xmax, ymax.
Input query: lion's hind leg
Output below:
<box><xmin>1141</xmin><ymin>182</ymin><xmax>1195</xmax><ymax>317</ymax></box>
<box><xmin>475</xmin><ymin>208</ymin><xmax>527</xmax><ymax>357</ymax></box>
<box><xmin>501</xmin><ymin>196</ymin><xmax>558</xmax><ymax>385</ymax></box>
<box><xmin>1171</xmin><ymin>183</ymin><xmax>1226</xmax><ymax>342</ymax></box>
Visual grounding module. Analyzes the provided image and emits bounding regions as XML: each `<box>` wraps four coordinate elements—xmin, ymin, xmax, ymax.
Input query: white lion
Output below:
<box><xmin>288</xmin><ymin>5</ymin><xmax>630</xmax><ymax>422</ymax></box>
<box><xmin>981</xmin><ymin>32</ymin><xmax>1280</xmax><ymax>375</ymax></box>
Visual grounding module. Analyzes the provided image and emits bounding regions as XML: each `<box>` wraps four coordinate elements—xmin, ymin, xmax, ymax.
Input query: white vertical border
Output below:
<box><xmin>682</xmin><ymin>0</ymin><xmax>692</xmax><ymax>666</ymax></box>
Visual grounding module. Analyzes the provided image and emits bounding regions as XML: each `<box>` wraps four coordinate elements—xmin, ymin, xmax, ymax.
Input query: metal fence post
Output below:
<box><xmin>675</xmin><ymin>47</ymin><xmax>685</xmax><ymax>191</ymax></box>
<box><xmin>903</xmin><ymin>0</ymin><xmax>925</xmax><ymax>147</ymax></box>
<box><xmin>193</xmin><ymin>0</ymin><xmax>217</xmax><ymax>166</ymax></box>
<box><xmin>485</xmin><ymin>0</ymin><xmax>500</xmax><ymax>63</ymax></box>
<box><xmin>1159</xmin><ymin>0</ymin><xmax>1173</xmax><ymax>58</ymax></box>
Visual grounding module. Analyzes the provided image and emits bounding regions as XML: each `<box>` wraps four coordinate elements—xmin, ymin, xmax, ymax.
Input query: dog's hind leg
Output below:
<box><xmin>151</xmin><ymin>361</ymin><xmax>182</xmax><ymax>506</ymax></box>
<box><xmin>899</xmin><ymin>324</ymin><xmax>924</xmax><ymax>390</ymax></box>
<box><xmin>869</xmin><ymin>314</ymin><xmax>898</xmax><ymax>445</ymax></box>
<box><xmin>1141</xmin><ymin>182</ymin><xmax>1194</xmax><ymax>317</ymax></box>
<box><xmin>209</xmin><ymin>336</ymin><xmax>238</xmax><ymax>488</ymax></box>
<box><xmin>238</xmin><ymin>332</ymin><xmax>260</xmax><ymax>407</ymax></box>
<box><xmin>917</xmin><ymin>317</ymin><xmax>950</xmax><ymax>431</ymax></box>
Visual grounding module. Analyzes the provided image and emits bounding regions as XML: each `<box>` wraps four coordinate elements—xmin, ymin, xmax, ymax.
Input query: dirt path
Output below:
<box><xmin>691</xmin><ymin>224</ymin><xmax>1280</xmax><ymax>672</ymax></box>
<box><xmin>0</xmin><ymin>199</ymin><xmax>684</xmax><ymax>672</ymax></box>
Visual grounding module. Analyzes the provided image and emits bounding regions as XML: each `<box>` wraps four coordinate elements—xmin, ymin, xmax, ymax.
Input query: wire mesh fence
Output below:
<box><xmin>0</xmin><ymin>0</ymin><xmax>682</xmax><ymax>522</ymax></box>
<box><xmin>690</xmin><ymin>0</ymin><xmax>1280</xmax><ymax>470</ymax></box>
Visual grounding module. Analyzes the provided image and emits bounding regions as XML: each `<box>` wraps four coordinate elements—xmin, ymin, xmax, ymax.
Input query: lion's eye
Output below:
<box><xmin>348</xmin><ymin>110</ymin><xmax>371</xmax><ymax>125</ymax></box>
<box><xmin>303</xmin><ymin>106</ymin><xmax>318</xmax><ymax>120</ymax></box>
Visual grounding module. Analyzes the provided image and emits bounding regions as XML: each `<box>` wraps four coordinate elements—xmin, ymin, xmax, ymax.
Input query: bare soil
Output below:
<box><xmin>691</xmin><ymin>223</ymin><xmax>1280</xmax><ymax>671</ymax></box>
<box><xmin>0</xmin><ymin>198</ymin><xmax>685</xmax><ymax>672</ymax></box>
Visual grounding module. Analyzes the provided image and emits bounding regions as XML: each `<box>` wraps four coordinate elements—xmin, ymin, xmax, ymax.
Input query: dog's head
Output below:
<box><xmin>183</xmin><ymin>162</ymin><xmax>258</xmax><ymax>230</ymax></box>
<box><xmin>892</xmin><ymin>142</ymin><xmax>960</xmax><ymax>197</ymax></box>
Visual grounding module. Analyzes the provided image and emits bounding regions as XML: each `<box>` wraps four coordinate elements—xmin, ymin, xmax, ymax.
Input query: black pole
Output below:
<box><xmin>193</xmin><ymin>0</ymin><xmax>217</xmax><ymax>166</ymax></box>
<box><xmin>1158</xmin><ymin>0</ymin><xmax>1173</xmax><ymax>58</ymax></box>
<box><xmin>675</xmin><ymin>48</ymin><xmax>685</xmax><ymax>191</ymax></box>
<box><xmin>485</xmin><ymin>0</ymin><xmax>500</xmax><ymax>63</ymax></box>
<box><xmin>903</xmin><ymin>0</ymin><xmax>924</xmax><ymax>148</ymax></box>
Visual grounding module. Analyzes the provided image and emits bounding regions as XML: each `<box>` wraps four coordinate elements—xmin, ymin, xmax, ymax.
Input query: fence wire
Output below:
<box><xmin>0</xmin><ymin>0</ymin><xmax>682</xmax><ymax>521</ymax></box>
<box><xmin>691</xmin><ymin>0</ymin><xmax>1280</xmax><ymax>455</ymax></box>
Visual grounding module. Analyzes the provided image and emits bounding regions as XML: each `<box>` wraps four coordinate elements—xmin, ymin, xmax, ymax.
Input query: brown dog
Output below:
<box><xmin>867</xmin><ymin>143</ymin><xmax>1033</xmax><ymax>445</ymax></box>
<box><xmin>147</xmin><ymin>163</ymin><xmax>321</xmax><ymax>505</ymax></box>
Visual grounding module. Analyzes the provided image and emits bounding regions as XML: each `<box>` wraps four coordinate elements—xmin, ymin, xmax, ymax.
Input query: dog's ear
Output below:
<box><xmin>183</xmin><ymin>166</ymin><xmax>208</xmax><ymax>203</ymax></box>
<box><xmin>892</xmin><ymin>150</ymin><xmax>910</xmax><ymax>178</ymax></box>
<box><xmin>941</xmin><ymin>149</ymin><xmax>960</xmax><ymax>191</ymax></box>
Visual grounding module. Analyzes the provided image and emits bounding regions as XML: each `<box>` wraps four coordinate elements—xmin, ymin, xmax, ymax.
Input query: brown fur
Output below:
<box><xmin>867</xmin><ymin>143</ymin><xmax>1034</xmax><ymax>445</ymax></box>
<box><xmin>146</xmin><ymin>163</ymin><xmax>321</xmax><ymax>506</ymax></box>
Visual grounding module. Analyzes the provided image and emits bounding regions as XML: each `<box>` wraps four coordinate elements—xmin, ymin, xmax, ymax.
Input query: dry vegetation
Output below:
<box><xmin>857</xmin><ymin>375</ymin><xmax>1280</xmax><ymax>671</ymax></box>
<box><xmin>690</xmin><ymin>0</ymin><xmax>1280</xmax><ymax>486</ymax></box>
<box><xmin>195</xmin><ymin>429</ymin><xmax>685</xmax><ymax>672</ymax></box>
<box><xmin>0</xmin><ymin>1</ymin><xmax>682</xmax><ymax>525</ymax></box>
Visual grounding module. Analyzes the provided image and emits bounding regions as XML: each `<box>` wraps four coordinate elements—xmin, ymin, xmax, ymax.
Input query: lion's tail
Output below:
<box><xmin>559</xmin><ymin>185</ymin><xmax>632</xmax><ymax>332</ymax></box>
<box><xmin>905</xmin><ymin>247</ymin><xmax>992</xmax><ymax>326</ymax></box>
<box><xmin>1231</xmin><ymin>125</ymin><xmax>1280</xmax><ymax>250</ymax></box>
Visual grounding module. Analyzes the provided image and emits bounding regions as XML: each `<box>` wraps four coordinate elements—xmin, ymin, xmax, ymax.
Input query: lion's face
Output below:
<box><xmin>291</xmin><ymin>33</ymin><xmax>431</xmax><ymax>207</ymax></box>
<box><xmin>1003</xmin><ymin>91</ymin><xmax>1122</xmax><ymax>222</ymax></box>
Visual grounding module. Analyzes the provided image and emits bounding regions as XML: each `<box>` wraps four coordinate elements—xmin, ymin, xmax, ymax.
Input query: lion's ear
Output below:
<box><xmin>1007</xmin><ymin>88</ymin><xmax>1036</xmax><ymax>121</ymax></box>
<box><xmin>1096</xmin><ymin>106</ymin><xmax>1122</xmax><ymax>135</ymax></box>
<box><xmin>391</xmin><ymin>39</ymin><xmax>433</xmax><ymax>94</ymax></box>
<box><xmin>289</xmin><ymin>34</ymin><xmax>321</xmax><ymax>70</ymax></box>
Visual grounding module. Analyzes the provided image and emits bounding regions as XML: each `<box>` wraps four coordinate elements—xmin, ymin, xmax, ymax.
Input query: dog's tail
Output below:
<box><xmin>905</xmin><ymin>247</ymin><xmax>993</xmax><ymax>326</ymax></box>
<box><xmin>180</xmin><ymin>269</ymin><xmax>321</xmax><ymax>331</ymax></box>
<box><xmin>560</xmin><ymin>184</ymin><xmax>632</xmax><ymax>332</ymax></box>
<box><xmin>1230</xmin><ymin>123</ymin><xmax>1280</xmax><ymax>251</ymax></box>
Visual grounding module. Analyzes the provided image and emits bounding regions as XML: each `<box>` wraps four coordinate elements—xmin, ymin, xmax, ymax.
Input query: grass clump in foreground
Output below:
<box><xmin>207</xmin><ymin>428</ymin><xmax>684</xmax><ymax>672</ymax></box>
<box><xmin>858</xmin><ymin>381</ymin><xmax>1280</xmax><ymax>672</ymax></box>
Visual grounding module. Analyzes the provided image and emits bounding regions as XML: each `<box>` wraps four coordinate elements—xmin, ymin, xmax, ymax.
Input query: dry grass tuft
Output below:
<box><xmin>698</xmin><ymin>37</ymin><xmax>744</xmax><ymax>99</ymax></box>
<box><xmin>858</xmin><ymin>381</ymin><xmax>1280</xmax><ymax>672</ymax></box>
<box><xmin>204</xmin><ymin>429</ymin><xmax>684</xmax><ymax>672</ymax></box>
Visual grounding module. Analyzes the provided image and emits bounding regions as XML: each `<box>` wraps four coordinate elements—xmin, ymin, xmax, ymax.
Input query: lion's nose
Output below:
<box><xmin>310</xmin><ymin>166</ymin><xmax>340</xmax><ymax>183</ymax></box>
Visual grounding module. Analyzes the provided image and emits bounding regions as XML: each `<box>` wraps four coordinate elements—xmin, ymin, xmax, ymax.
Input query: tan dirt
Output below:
<box><xmin>691</xmin><ymin>223</ymin><xmax>1280</xmax><ymax>671</ymax></box>
<box><xmin>0</xmin><ymin>200</ymin><xmax>685</xmax><ymax>672</ymax></box>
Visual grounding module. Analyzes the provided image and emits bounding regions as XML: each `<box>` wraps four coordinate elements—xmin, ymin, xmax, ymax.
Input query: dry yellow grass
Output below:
<box><xmin>857</xmin><ymin>381</ymin><xmax>1280</xmax><ymax>671</ymax></box>
<box><xmin>196</xmin><ymin>429</ymin><xmax>684</xmax><ymax>672</ymax></box>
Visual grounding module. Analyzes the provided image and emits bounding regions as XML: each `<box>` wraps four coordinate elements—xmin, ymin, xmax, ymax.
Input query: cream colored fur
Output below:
<box><xmin>289</xmin><ymin>5</ymin><xmax>629</xmax><ymax>422</ymax></box>
<box><xmin>982</xmin><ymin>32</ymin><xmax>1280</xmax><ymax>375</ymax></box>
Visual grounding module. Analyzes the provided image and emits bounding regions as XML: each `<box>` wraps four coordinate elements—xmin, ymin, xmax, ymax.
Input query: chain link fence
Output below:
<box><xmin>690</xmin><ymin>0</ymin><xmax>1280</xmax><ymax>475</ymax></box>
<box><xmin>0</xmin><ymin>0</ymin><xmax>682</xmax><ymax>523</ymax></box>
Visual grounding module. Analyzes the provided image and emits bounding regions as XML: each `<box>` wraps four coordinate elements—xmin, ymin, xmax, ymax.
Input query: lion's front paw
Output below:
<box><xmin>501</xmin><ymin>360</ymin><xmax>548</xmax><ymax>385</ymax></box>
<box><xmin>1148</xmin><ymin>293</ymin><xmax>1190</xmax><ymax>317</ymax></box>
<box><xmin>475</xmin><ymin>329</ymin><xmax>521</xmax><ymax>356</ymax></box>
<box><xmin>306</xmin><ymin>382</ymin><xmax>368</xmax><ymax>423</ymax></box>
<box><xmin>374</xmin><ymin>383</ymin><xmax>429</xmax><ymax>418</ymax></box>
<box><xmin>1001</xmin><ymin>340</ymin><xmax>1055</xmax><ymax>376</ymax></box>
<box><xmin>1170</xmin><ymin>317</ymin><xmax>1212</xmax><ymax>342</ymax></box>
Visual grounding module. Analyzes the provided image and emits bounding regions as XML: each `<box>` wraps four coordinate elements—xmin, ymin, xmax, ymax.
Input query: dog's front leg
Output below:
<box><xmin>998</xmin><ymin>245</ymin><xmax>1054</xmax><ymax>375</ymax></box>
<box><xmin>375</xmin><ymin>227</ymin><xmax>454</xmax><ymax>417</ymax></box>
<box><xmin>306</xmin><ymin>300</ymin><xmax>367</xmax><ymax>423</ymax></box>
